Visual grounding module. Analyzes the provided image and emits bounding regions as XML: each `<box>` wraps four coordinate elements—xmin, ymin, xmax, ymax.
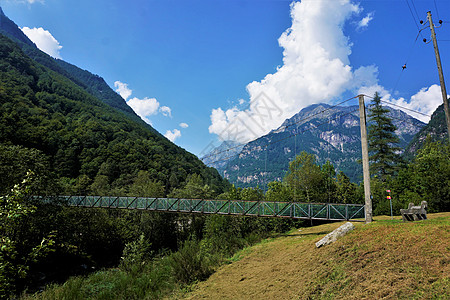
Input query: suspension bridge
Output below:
<box><xmin>31</xmin><ymin>95</ymin><xmax>433</xmax><ymax>224</ymax></box>
<box><xmin>33</xmin><ymin>195</ymin><xmax>365</xmax><ymax>222</ymax></box>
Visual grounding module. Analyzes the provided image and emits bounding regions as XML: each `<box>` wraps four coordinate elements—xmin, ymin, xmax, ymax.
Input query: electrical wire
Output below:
<box><xmin>207</xmin><ymin>97</ymin><xmax>431</xmax><ymax>167</ymax></box>
<box><xmin>405</xmin><ymin>0</ymin><xmax>423</xmax><ymax>37</ymax></box>
<box><xmin>201</xmin><ymin>96</ymin><xmax>358</xmax><ymax>160</ymax></box>
<box><xmin>204</xmin><ymin>106</ymin><xmax>363</xmax><ymax>166</ymax></box>
<box><xmin>378</xmin><ymin>99</ymin><xmax>431</xmax><ymax>117</ymax></box>
<box><xmin>393</xmin><ymin>30</ymin><xmax>422</xmax><ymax>92</ymax></box>
<box><xmin>410</xmin><ymin>0</ymin><xmax>421</xmax><ymax>22</ymax></box>
<box><xmin>433</xmin><ymin>0</ymin><xmax>441</xmax><ymax>21</ymax></box>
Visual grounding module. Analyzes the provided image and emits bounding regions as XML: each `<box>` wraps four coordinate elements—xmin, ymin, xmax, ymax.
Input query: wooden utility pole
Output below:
<box><xmin>427</xmin><ymin>11</ymin><xmax>450</xmax><ymax>142</ymax></box>
<box><xmin>358</xmin><ymin>94</ymin><xmax>372</xmax><ymax>223</ymax></box>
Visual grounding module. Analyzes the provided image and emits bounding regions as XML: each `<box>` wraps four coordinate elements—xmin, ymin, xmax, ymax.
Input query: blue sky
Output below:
<box><xmin>2</xmin><ymin>0</ymin><xmax>450</xmax><ymax>157</ymax></box>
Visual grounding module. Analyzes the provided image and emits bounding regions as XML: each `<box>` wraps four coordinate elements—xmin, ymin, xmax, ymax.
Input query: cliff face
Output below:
<box><xmin>204</xmin><ymin>103</ymin><xmax>424</xmax><ymax>186</ymax></box>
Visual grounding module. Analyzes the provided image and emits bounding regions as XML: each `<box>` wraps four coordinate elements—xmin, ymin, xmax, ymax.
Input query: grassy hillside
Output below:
<box><xmin>185</xmin><ymin>213</ymin><xmax>449</xmax><ymax>299</ymax></box>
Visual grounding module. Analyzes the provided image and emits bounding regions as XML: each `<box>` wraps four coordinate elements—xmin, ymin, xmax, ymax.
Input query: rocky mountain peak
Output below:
<box><xmin>203</xmin><ymin>103</ymin><xmax>425</xmax><ymax>186</ymax></box>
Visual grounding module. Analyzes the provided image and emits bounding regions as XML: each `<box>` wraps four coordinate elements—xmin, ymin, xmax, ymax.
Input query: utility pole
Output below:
<box><xmin>358</xmin><ymin>94</ymin><xmax>372</xmax><ymax>223</ymax></box>
<box><xmin>427</xmin><ymin>11</ymin><xmax>450</xmax><ymax>142</ymax></box>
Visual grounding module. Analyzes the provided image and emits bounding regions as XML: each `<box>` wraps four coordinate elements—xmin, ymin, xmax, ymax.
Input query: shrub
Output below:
<box><xmin>169</xmin><ymin>239</ymin><xmax>216</xmax><ymax>284</ymax></box>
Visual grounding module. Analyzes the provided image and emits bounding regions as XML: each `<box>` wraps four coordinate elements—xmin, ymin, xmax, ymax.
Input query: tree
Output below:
<box><xmin>265</xmin><ymin>181</ymin><xmax>291</xmax><ymax>202</ymax></box>
<box><xmin>169</xmin><ymin>174</ymin><xmax>214</xmax><ymax>199</ymax></box>
<box><xmin>284</xmin><ymin>152</ymin><xmax>324</xmax><ymax>202</ymax></box>
<box><xmin>395</xmin><ymin>139</ymin><xmax>450</xmax><ymax>212</ymax></box>
<box><xmin>0</xmin><ymin>172</ymin><xmax>54</xmax><ymax>298</ymax></box>
<box><xmin>336</xmin><ymin>171</ymin><xmax>360</xmax><ymax>204</ymax></box>
<box><xmin>321</xmin><ymin>161</ymin><xmax>337</xmax><ymax>203</ymax></box>
<box><xmin>368</xmin><ymin>92</ymin><xmax>402</xmax><ymax>181</ymax></box>
<box><xmin>129</xmin><ymin>170</ymin><xmax>165</xmax><ymax>197</ymax></box>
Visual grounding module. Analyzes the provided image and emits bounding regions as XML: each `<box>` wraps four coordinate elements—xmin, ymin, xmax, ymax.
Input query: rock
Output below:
<box><xmin>315</xmin><ymin>222</ymin><xmax>355</xmax><ymax>248</ymax></box>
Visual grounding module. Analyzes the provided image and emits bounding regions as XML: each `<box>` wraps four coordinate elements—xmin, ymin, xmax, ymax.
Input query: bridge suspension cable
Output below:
<box><xmin>205</xmin><ymin>105</ymin><xmax>362</xmax><ymax>166</ymax></box>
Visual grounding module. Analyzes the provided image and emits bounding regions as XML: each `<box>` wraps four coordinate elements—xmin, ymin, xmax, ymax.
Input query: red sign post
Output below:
<box><xmin>386</xmin><ymin>190</ymin><xmax>393</xmax><ymax>220</ymax></box>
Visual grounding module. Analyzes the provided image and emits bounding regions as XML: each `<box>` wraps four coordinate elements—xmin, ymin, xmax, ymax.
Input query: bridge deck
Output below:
<box><xmin>34</xmin><ymin>196</ymin><xmax>365</xmax><ymax>221</ymax></box>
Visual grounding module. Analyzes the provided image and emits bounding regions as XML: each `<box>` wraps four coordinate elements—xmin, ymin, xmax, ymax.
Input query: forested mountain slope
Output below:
<box><xmin>212</xmin><ymin>104</ymin><xmax>424</xmax><ymax>187</ymax></box>
<box><xmin>0</xmin><ymin>7</ymin><xmax>151</xmax><ymax>129</ymax></box>
<box><xmin>405</xmin><ymin>103</ymin><xmax>449</xmax><ymax>157</ymax></box>
<box><xmin>0</xmin><ymin>33</ymin><xmax>228</xmax><ymax>195</ymax></box>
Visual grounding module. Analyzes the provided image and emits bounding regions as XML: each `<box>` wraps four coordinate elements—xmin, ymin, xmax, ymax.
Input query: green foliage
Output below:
<box><xmin>202</xmin><ymin>215</ymin><xmax>247</xmax><ymax>257</ymax></box>
<box><xmin>25</xmin><ymin>259</ymin><xmax>173</xmax><ymax>300</ymax></box>
<box><xmin>169</xmin><ymin>174</ymin><xmax>214</xmax><ymax>199</ymax></box>
<box><xmin>0</xmin><ymin>172</ymin><xmax>55</xmax><ymax>298</ymax></box>
<box><xmin>0</xmin><ymin>33</ymin><xmax>229</xmax><ymax>197</ymax></box>
<box><xmin>394</xmin><ymin>139</ymin><xmax>450</xmax><ymax>212</ymax></box>
<box><xmin>240</xmin><ymin>186</ymin><xmax>264</xmax><ymax>201</ymax></box>
<box><xmin>0</xmin><ymin>144</ymin><xmax>54</xmax><ymax>195</ymax></box>
<box><xmin>120</xmin><ymin>234</ymin><xmax>152</xmax><ymax>275</ymax></box>
<box><xmin>128</xmin><ymin>171</ymin><xmax>165</xmax><ymax>197</ymax></box>
<box><xmin>265</xmin><ymin>181</ymin><xmax>290</xmax><ymax>202</ymax></box>
<box><xmin>335</xmin><ymin>171</ymin><xmax>362</xmax><ymax>204</ymax></box>
<box><xmin>368</xmin><ymin>92</ymin><xmax>402</xmax><ymax>181</ymax></box>
<box><xmin>169</xmin><ymin>239</ymin><xmax>216</xmax><ymax>284</ymax></box>
<box><xmin>284</xmin><ymin>151</ymin><xmax>326</xmax><ymax>202</ymax></box>
<box><xmin>405</xmin><ymin>103</ymin><xmax>449</xmax><ymax>158</ymax></box>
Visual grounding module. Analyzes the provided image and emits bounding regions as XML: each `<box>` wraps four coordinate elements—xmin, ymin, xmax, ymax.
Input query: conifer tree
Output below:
<box><xmin>368</xmin><ymin>92</ymin><xmax>402</xmax><ymax>181</ymax></box>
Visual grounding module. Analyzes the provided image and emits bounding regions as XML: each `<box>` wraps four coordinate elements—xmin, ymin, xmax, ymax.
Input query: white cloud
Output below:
<box><xmin>114</xmin><ymin>81</ymin><xmax>132</xmax><ymax>100</ymax></box>
<box><xmin>127</xmin><ymin>97</ymin><xmax>160</xmax><ymax>124</ymax></box>
<box><xmin>180</xmin><ymin>122</ymin><xmax>189</xmax><ymax>128</ymax></box>
<box><xmin>382</xmin><ymin>85</ymin><xmax>445</xmax><ymax>123</ymax></box>
<box><xmin>114</xmin><ymin>81</ymin><xmax>173</xmax><ymax>124</ymax></box>
<box><xmin>357</xmin><ymin>12</ymin><xmax>374</xmax><ymax>29</ymax></box>
<box><xmin>21</xmin><ymin>27</ymin><xmax>62</xmax><ymax>58</ymax></box>
<box><xmin>12</xmin><ymin>0</ymin><xmax>44</xmax><ymax>4</ymax></box>
<box><xmin>160</xmin><ymin>106</ymin><xmax>172</xmax><ymax>117</ymax></box>
<box><xmin>209</xmin><ymin>0</ymin><xmax>380</xmax><ymax>143</ymax></box>
<box><xmin>165</xmin><ymin>129</ymin><xmax>181</xmax><ymax>142</ymax></box>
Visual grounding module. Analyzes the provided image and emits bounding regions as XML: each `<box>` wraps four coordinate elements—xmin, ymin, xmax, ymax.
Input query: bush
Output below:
<box><xmin>169</xmin><ymin>239</ymin><xmax>216</xmax><ymax>284</ymax></box>
<box><xmin>119</xmin><ymin>234</ymin><xmax>152</xmax><ymax>275</ymax></box>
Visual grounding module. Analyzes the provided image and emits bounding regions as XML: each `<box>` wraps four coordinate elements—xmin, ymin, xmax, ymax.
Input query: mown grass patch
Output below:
<box><xmin>187</xmin><ymin>213</ymin><xmax>449</xmax><ymax>300</ymax></box>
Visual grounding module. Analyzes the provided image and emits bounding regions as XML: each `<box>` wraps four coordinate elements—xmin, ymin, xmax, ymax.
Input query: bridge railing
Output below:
<box><xmin>33</xmin><ymin>196</ymin><xmax>365</xmax><ymax>221</ymax></box>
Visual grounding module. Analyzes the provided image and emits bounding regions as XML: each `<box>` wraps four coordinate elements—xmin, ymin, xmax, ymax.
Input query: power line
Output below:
<box><xmin>207</xmin><ymin>97</ymin><xmax>432</xmax><ymax>166</ymax></box>
<box><xmin>280</xmin><ymin>96</ymin><xmax>358</xmax><ymax>131</ymax></box>
<box><xmin>410</xmin><ymin>0</ymin><xmax>421</xmax><ymax>21</ymax></box>
<box><xmin>378</xmin><ymin>99</ymin><xmax>431</xmax><ymax>117</ymax></box>
<box><xmin>205</xmin><ymin>106</ymin><xmax>362</xmax><ymax>166</ymax></box>
<box><xmin>393</xmin><ymin>31</ymin><xmax>421</xmax><ymax>92</ymax></box>
<box><xmin>405</xmin><ymin>0</ymin><xmax>422</xmax><ymax>35</ymax></box>
<box><xmin>201</xmin><ymin>96</ymin><xmax>358</xmax><ymax>160</ymax></box>
<box><xmin>362</xmin><ymin>94</ymin><xmax>430</xmax><ymax>118</ymax></box>
<box><xmin>433</xmin><ymin>0</ymin><xmax>441</xmax><ymax>21</ymax></box>
<box><xmin>385</xmin><ymin>111</ymin><xmax>426</xmax><ymax>128</ymax></box>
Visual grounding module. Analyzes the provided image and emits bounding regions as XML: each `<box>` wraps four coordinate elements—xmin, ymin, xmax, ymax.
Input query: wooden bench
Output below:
<box><xmin>400</xmin><ymin>201</ymin><xmax>427</xmax><ymax>222</ymax></box>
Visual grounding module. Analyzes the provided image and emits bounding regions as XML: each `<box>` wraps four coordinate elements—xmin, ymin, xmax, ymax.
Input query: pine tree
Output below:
<box><xmin>368</xmin><ymin>92</ymin><xmax>402</xmax><ymax>181</ymax></box>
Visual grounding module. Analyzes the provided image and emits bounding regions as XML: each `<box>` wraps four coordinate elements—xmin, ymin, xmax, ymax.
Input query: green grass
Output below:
<box><xmin>23</xmin><ymin>258</ymin><xmax>174</xmax><ymax>300</ymax></box>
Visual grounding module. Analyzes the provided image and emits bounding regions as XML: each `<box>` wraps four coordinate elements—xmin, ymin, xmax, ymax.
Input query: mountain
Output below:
<box><xmin>208</xmin><ymin>103</ymin><xmax>425</xmax><ymax>187</ymax></box>
<box><xmin>0</xmin><ymin>13</ymin><xmax>228</xmax><ymax>195</ymax></box>
<box><xmin>200</xmin><ymin>140</ymin><xmax>244</xmax><ymax>174</ymax></box>
<box><xmin>0</xmin><ymin>7</ymin><xmax>151</xmax><ymax>131</ymax></box>
<box><xmin>405</xmin><ymin>103</ymin><xmax>449</xmax><ymax>156</ymax></box>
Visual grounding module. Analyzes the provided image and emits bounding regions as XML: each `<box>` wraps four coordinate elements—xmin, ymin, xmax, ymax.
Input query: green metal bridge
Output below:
<box><xmin>33</xmin><ymin>196</ymin><xmax>365</xmax><ymax>222</ymax></box>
